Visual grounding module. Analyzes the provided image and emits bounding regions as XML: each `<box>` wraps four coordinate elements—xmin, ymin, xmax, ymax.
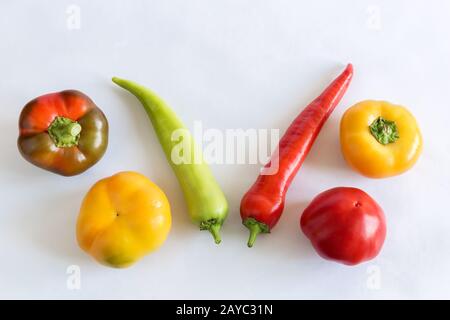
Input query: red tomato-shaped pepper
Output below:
<box><xmin>300</xmin><ymin>187</ymin><xmax>386</xmax><ymax>266</ymax></box>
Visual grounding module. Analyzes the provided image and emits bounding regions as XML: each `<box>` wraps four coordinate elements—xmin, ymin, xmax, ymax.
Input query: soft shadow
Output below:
<box><xmin>270</xmin><ymin>200</ymin><xmax>317</xmax><ymax>260</ymax></box>
<box><xmin>17</xmin><ymin>188</ymin><xmax>89</xmax><ymax>263</ymax></box>
<box><xmin>234</xmin><ymin>199</ymin><xmax>317</xmax><ymax>260</ymax></box>
<box><xmin>303</xmin><ymin>116</ymin><xmax>349</xmax><ymax>172</ymax></box>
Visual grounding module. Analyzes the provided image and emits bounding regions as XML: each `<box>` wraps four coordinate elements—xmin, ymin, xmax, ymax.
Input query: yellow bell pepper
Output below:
<box><xmin>76</xmin><ymin>171</ymin><xmax>171</xmax><ymax>268</ymax></box>
<box><xmin>340</xmin><ymin>100</ymin><xmax>422</xmax><ymax>178</ymax></box>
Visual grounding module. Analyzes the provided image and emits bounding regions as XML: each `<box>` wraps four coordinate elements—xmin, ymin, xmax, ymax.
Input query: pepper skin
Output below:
<box><xmin>17</xmin><ymin>90</ymin><xmax>108</xmax><ymax>176</ymax></box>
<box><xmin>112</xmin><ymin>77</ymin><xmax>228</xmax><ymax>244</ymax></box>
<box><xmin>240</xmin><ymin>64</ymin><xmax>353</xmax><ymax>247</ymax></box>
<box><xmin>300</xmin><ymin>187</ymin><xmax>386</xmax><ymax>266</ymax></box>
<box><xmin>77</xmin><ymin>171</ymin><xmax>172</xmax><ymax>268</ymax></box>
<box><xmin>340</xmin><ymin>100</ymin><xmax>422</xmax><ymax>178</ymax></box>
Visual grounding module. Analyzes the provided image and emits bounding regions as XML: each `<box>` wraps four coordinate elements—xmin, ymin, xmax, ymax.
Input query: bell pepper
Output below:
<box><xmin>17</xmin><ymin>90</ymin><xmax>108</xmax><ymax>176</ymax></box>
<box><xmin>76</xmin><ymin>171</ymin><xmax>172</xmax><ymax>268</ymax></box>
<box><xmin>340</xmin><ymin>100</ymin><xmax>422</xmax><ymax>178</ymax></box>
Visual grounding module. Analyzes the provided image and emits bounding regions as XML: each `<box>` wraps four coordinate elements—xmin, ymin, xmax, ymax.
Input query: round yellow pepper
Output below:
<box><xmin>76</xmin><ymin>171</ymin><xmax>171</xmax><ymax>268</ymax></box>
<box><xmin>340</xmin><ymin>100</ymin><xmax>422</xmax><ymax>178</ymax></box>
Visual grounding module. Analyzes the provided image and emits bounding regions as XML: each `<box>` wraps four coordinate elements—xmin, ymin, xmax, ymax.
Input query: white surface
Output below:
<box><xmin>1</xmin><ymin>0</ymin><xmax>449</xmax><ymax>299</ymax></box>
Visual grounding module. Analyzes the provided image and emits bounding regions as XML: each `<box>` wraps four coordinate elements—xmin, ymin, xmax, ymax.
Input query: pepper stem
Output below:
<box><xmin>48</xmin><ymin>116</ymin><xmax>82</xmax><ymax>148</ymax></box>
<box><xmin>209</xmin><ymin>224</ymin><xmax>222</xmax><ymax>244</ymax></box>
<box><xmin>199</xmin><ymin>219</ymin><xmax>222</xmax><ymax>244</ymax></box>
<box><xmin>247</xmin><ymin>224</ymin><xmax>261</xmax><ymax>248</ymax></box>
<box><xmin>243</xmin><ymin>218</ymin><xmax>270</xmax><ymax>248</ymax></box>
<box><xmin>369</xmin><ymin>116</ymin><xmax>399</xmax><ymax>145</ymax></box>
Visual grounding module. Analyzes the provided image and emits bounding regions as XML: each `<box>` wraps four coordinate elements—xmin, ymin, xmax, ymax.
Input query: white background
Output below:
<box><xmin>1</xmin><ymin>0</ymin><xmax>449</xmax><ymax>299</ymax></box>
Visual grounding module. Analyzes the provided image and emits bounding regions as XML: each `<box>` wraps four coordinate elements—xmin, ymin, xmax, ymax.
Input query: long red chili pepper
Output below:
<box><xmin>240</xmin><ymin>64</ymin><xmax>353</xmax><ymax>247</ymax></box>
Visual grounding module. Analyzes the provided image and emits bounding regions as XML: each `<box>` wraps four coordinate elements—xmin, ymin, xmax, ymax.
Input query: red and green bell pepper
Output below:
<box><xmin>18</xmin><ymin>90</ymin><xmax>108</xmax><ymax>176</ymax></box>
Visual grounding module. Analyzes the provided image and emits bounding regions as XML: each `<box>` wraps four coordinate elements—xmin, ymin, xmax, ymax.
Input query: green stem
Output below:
<box><xmin>199</xmin><ymin>219</ymin><xmax>222</xmax><ymax>245</ymax></box>
<box><xmin>48</xmin><ymin>116</ymin><xmax>82</xmax><ymax>147</ymax></box>
<box><xmin>243</xmin><ymin>218</ymin><xmax>269</xmax><ymax>248</ymax></box>
<box><xmin>369</xmin><ymin>117</ymin><xmax>399</xmax><ymax>145</ymax></box>
<box><xmin>208</xmin><ymin>224</ymin><xmax>222</xmax><ymax>244</ymax></box>
<box><xmin>247</xmin><ymin>224</ymin><xmax>261</xmax><ymax>248</ymax></box>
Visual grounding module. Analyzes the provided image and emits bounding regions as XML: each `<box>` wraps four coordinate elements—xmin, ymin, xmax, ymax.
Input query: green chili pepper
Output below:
<box><xmin>112</xmin><ymin>77</ymin><xmax>228</xmax><ymax>244</ymax></box>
